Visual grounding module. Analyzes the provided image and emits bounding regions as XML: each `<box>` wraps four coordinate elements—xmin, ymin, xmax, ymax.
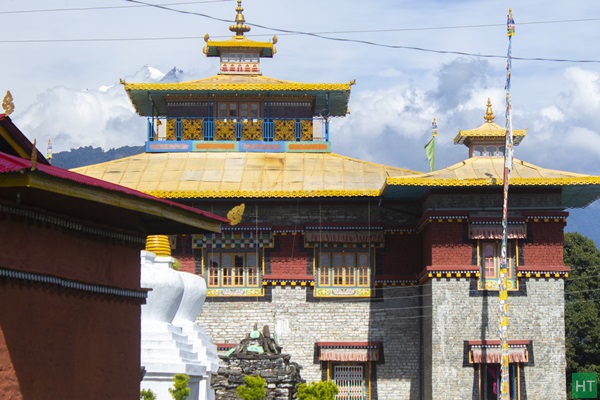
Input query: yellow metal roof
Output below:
<box><xmin>71</xmin><ymin>152</ymin><xmax>421</xmax><ymax>199</ymax></box>
<box><xmin>204</xmin><ymin>36</ymin><xmax>275</xmax><ymax>58</ymax></box>
<box><xmin>387</xmin><ymin>157</ymin><xmax>600</xmax><ymax>186</ymax></box>
<box><xmin>384</xmin><ymin>157</ymin><xmax>600</xmax><ymax>207</ymax></box>
<box><xmin>122</xmin><ymin>74</ymin><xmax>353</xmax><ymax>92</ymax></box>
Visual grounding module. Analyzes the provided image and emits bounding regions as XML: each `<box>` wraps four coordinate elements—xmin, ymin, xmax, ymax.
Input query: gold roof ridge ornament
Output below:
<box><xmin>203</xmin><ymin>0</ymin><xmax>276</xmax><ymax>59</ymax></box>
<box><xmin>227</xmin><ymin>203</ymin><xmax>245</xmax><ymax>225</ymax></box>
<box><xmin>484</xmin><ymin>98</ymin><xmax>495</xmax><ymax>123</ymax></box>
<box><xmin>229</xmin><ymin>0</ymin><xmax>251</xmax><ymax>36</ymax></box>
<box><xmin>2</xmin><ymin>91</ymin><xmax>15</xmax><ymax>116</ymax></box>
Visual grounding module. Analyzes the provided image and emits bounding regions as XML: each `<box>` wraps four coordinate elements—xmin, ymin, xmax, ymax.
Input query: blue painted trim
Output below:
<box><xmin>144</xmin><ymin>140</ymin><xmax>332</xmax><ymax>153</ymax></box>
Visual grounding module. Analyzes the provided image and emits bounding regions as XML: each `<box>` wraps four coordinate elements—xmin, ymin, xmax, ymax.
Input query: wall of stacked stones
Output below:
<box><xmin>425</xmin><ymin>278</ymin><xmax>566</xmax><ymax>400</ymax></box>
<box><xmin>197</xmin><ymin>284</ymin><xmax>423</xmax><ymax>399</ymax></box>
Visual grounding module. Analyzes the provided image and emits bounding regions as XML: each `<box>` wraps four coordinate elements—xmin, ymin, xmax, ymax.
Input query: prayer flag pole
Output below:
<box><xmin>499</xmin><ymin>8</ymin><xmax>515</xmax><ymax>400</ymax></box>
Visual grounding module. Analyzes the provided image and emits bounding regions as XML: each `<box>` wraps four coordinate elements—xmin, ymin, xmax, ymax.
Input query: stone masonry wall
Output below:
<box><xmin>197</xmin><ymin>285</ymin><xmax>423</xmax><ymax>399</ymax></box>
<box><xmin>426</xmin><ymin>277</ymin><xmax>566</xmax><ymax>400</ymax></box>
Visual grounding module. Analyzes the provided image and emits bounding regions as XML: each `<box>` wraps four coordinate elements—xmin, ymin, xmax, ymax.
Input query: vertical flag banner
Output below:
<box><xmin>424</xmin><ymin>118</ymin><xmax>438</xmax><ymax>172</ymax></box>
<box><xmin>499</xmin><ymin>8</ymin><xmax>515</xmax><ymax>400</ymax></box>
<box><xmin>46</xmin><ymin>139</ymin><xmax>53</xmax><ymax>164</ymax></box>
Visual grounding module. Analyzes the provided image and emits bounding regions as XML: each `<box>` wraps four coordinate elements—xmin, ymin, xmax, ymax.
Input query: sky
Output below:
<box><xmin>1</xmin><ymin>1</ymin><xmax>600</xmax><ymax>179</ymax></box>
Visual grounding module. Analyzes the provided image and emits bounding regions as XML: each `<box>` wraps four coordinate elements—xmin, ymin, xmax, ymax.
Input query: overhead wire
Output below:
<box><xmin>122</xmin><ymin>0</ymin><xmax>600</xmax><ymax>64</ymax></box>
<box><xmin>0</xmin><ymin>0</ymin><xmax>234</xmax><ymax>15</ymax></box>
<box><xmin>1</xmin><ymin>0</ymin><xmax>599</xmax><ymax>63</ymax></box>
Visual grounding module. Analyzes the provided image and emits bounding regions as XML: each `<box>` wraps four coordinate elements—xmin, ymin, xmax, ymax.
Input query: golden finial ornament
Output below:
<box><xmin>2</xmin><ymin>91</ymin><xmax>15</xmax><ymax>116</ymax></box>
<box><xmin>229</xmin><ymin>0</ymin><xmax>251</xmax><ymax>36</ymax></box>
<box><xmin>204</xmin><ymin>33</ymin><xmax>210</xmax><ymax>42</ymax></box>
<box><xmin>483</xmin><ymin>98</ymin><xmax>495</xmax><ymax>123</ymax></box>
<box><xmin>272</xmin><ymin>35</ymin><xmax>278</xmax><ymax>45</ymax></box>
<box><xmin>146</xmin><ymin>235</ymin><xmax>172</xmax><ymax>256</ymax></box>
<box><xmin>227</xmin><ymin>203</ymin><xmax>245</xmax><ymax>226</ymax></box>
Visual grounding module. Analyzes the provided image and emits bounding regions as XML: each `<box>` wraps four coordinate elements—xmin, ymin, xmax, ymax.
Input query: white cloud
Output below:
<box><xmin>13</xmin><ymin>84</ymin><xmax>145</xmax><ymax>152</ymax></box>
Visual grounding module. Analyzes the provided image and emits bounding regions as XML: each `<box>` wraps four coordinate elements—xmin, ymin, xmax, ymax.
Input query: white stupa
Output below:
<box><xmin>140</xmin><ymin>235</ymin><xmax>218</xmax><ymax>400</ymax></box>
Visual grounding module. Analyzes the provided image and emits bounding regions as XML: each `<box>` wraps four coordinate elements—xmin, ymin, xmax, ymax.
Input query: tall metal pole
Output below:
<box><xmin>499</xmin><ymin>8</ymin><xmax>515</xmax><ymax>400</ymax></box>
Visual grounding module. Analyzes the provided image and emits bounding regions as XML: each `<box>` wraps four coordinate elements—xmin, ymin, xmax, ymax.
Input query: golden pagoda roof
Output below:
<box><xmin>454</xmin><ymin>99</ymin><xmax>526</xmax><ymax>146</ymax></box>
<box><xmin>385</xmin><ymin>157</ymin><xmax>600</xmax><ymax>207</ymax></box>
<box><xmin>122</xmin><ymin>74</ymin><xmax>354</xmax><ymax>117</ymax></box>
<box><xmin>454</xmin><ymin>121</ymin><xmax>527</xmax><ymax>146</ymax></box>
<box><xmin>122</xmin><ymin>74</ymin><xmax>352</xmax><ymax>93</ymax></box>
<box><xmin>204</xmin><ymin>36</ymin><xmax>276</xmax><ymax>58</ymax></box>
<box><xmin>71</xmin><ymin>152</ymin><xmax>421</xmax><ymax>199</ymax></box>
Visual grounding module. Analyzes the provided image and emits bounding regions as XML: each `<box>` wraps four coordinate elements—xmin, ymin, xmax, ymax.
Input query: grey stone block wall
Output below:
<box><xmin>426</xmin><ymin>277</ymin><xmax>566</xmax><ymax>400</ymax></box>
<box><xmin>197</xmin><ymin>285</ymin><xmax>422</xmax><ymax>399</ymax></box>
<box><xmin>197</xmin><ymin>277</ymin><xmax>566</xmax><ymax>400</ymax></box>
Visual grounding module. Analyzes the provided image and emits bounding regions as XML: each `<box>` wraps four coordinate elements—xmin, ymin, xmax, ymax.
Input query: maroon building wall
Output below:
<box><xmin>268</xmin><ymin>234</ymin><xmax>311</xmax><ymax>277</ymax></box>
<box><xmin>0</xmin><ymin>216</ymin><xmax>143</xmax><ymax>400</ymax></box>
<box><xmin>0</xmin><ymin>283</ymin><xmax>141</xmax><ymax>400</ymax></box>
<box><xmin>0</xmin><ymin>219</ymin><xmax>140</xmax><ymax>289</ymax></box>
<box><xmin>522</xmin><ymin>220</ymin><xmax>566</xmax><ymax>268</ymax></box>
<box><xmin>421</xmin><ymin>220</ymin><xmax>472</xmax><ymax>267</ymax></box>
<box><xmin>380</xmin><ymin>233</ymin><xmax>420</xmax><ymax>276</ymax></box>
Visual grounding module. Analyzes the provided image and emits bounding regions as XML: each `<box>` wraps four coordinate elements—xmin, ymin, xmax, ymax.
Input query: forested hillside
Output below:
<box><xmin>52</xmin><ymin>145</ymin><xmax>144</xmax><ymax>169</ymax></box>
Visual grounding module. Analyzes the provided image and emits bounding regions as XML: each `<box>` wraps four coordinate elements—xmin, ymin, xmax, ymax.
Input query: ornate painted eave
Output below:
<box><xmin>122</xmin><ymin>75</ymin><xmax>353</xmax><ymax>117</ymax></box>
<box><xmin>384</xmin><ymin>157</ymin><xmax>600</xmax><ymax>208</ymax></box>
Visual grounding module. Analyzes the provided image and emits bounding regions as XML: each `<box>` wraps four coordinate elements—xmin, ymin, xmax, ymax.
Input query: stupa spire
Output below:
<box><xmin>229</xmin><ymin>0</ymin><xmax>251</xmax><ymax>36</ymax></box>
<box><xmin>484</xmin><ymin>98</ymin><xmax>495</xmax><ymax>123</ymax></box>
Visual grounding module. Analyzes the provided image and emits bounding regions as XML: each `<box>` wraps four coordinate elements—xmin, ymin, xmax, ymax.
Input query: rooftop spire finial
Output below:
<box><xmin>484</xmin><ymin>98</ymin><xmax>495</xmax><ymax>123</ymax></box>
<box><xmin>229</xmin><ymin>0</ymin><xmax>251</xmax><ymax>36</ymax></box>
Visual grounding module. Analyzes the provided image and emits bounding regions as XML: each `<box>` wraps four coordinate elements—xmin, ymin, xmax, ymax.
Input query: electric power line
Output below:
<box><xmin>0</xmin><ymin>0</ymin><xmax>233</xmax><ymax>15</ymax></box>
<box><xmin>122</xmin><ymin>0</ymin><xmax>600</xmax><ymax>64</ymax></box>
<box><xmin>2</xmin><ymin>0</ymin><xmax>599</xmax><ymax>63</ymax></box>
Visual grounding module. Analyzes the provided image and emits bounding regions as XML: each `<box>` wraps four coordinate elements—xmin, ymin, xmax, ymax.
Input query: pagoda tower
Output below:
<box><xmin>121</xmin><ymin>0</ymin><xmax>354</xmax><ymax>153</ymax></box>
<box><xmin>454</xmin><ymin>98</ymin><xmax>526</xmax><ymax>158</ymax></box>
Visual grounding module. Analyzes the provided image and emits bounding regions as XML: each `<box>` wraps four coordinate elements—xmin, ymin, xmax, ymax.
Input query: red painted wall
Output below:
<box><xmin>522</xmin><ymin>221</ymin><xmax>565</xmax><ymax>268</ymax></box>
<box><xmin>269</xmin><ymin>234</ymin><xmax>311</xmax><ymax>277</ymax></box>
<box><xmin>0</xmin><ymin>218</ymin><xmax>140</xmax><ymax>289</ymax></box>
<box><xmin>422</xmin><ymin>221</ymin><xmax>472</xmax><ymax>267</ymax></box>
<box><xmin>0</xmin><ymin>217</ymin><xmax>143</xmax><ymax>399</ymax></box>
<box><xmin>173</xmin><ymin>235</ymin><xmax>197</xmax><ymax>274</ymax></box>
<box><xmin>0</xmin><ymin>283</ymin><xmax>141</xmax><ymax>400</ymax></box>
<box><xmin>380</xmin><ymin>233</ymin><xmax>420</xmax><ymax>276</ymax></box>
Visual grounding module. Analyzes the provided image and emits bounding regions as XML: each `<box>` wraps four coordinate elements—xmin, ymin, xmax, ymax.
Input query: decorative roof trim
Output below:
<box><xmin>387</xmin><ymin>176</ymin><xmax>600</xmax><ymax>187</ymax></box>
<box><xmin>123</xmin><ymin>81</ymin><xmax>352</xmax><ymax>92</ymax></box>
<box><xmin>206</xmin><ymin>39</ymin><xmax>274</xmax><ymax>49</ymax></box>
<box><xmin>143</xmin><ymin>189</ymin><xmax>382</xmax><ymax>199</ymax></box>
<box><xmin>305</xmin><ymin>224</ymin><xmax>385</xmax><ymax>231</ymax></box>
<box><xmin>0</xmin><ymin>267</ymin><xmax>148</xmax><ymax>300</ymax></box>
<box><xmin>317</xmin><ymin>341</ymin><xmax>381</xmax><ymax>349</ymax></box>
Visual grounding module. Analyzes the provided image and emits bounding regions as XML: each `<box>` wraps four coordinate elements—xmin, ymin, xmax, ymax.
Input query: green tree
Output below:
<box><xmin>140</xmin><ymin>388</ymin><xmax>157</xmax><ymax>400</ymax></box>
<box><xmin>564</xmin><ymin>232</ymin><xmax>600</xmax><ymax>398</ymax></box>
<box><xmin>236</xmin><ymin>375</ymin><xmax>266</xmax><ymax>400</ymax></box>
<box><xmin>169</xmin><ymin>373</ymin><xmax>191</xmax><ymax>400</ymax></box>
<box><xmin>297</xmin><ymin>381</ymin><xmax>339</xmax><ymax>400</ymax></box>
